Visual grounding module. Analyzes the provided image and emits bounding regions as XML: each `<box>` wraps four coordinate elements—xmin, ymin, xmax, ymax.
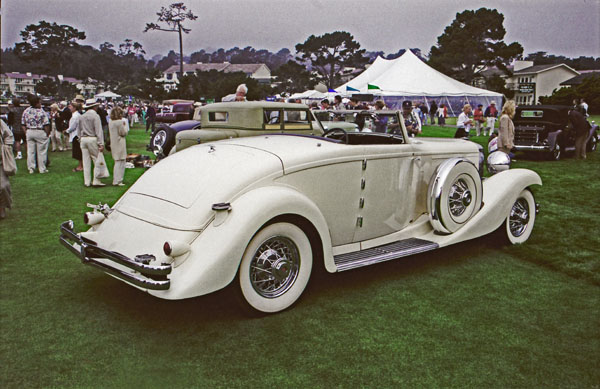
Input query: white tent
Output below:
<box><xmin>289</xmin><ymin>89</ymin><xmax>327</xmax><ymax>100</ymax></box>
<box><xmin>336</xmin><ymin>50</ymin><xmax>502</xmax><ymax>116</ymax></box>
<box><xmin>95</xmin><ymin>91</ymin><xmax>121</xmax><ymax>98</ymax></box>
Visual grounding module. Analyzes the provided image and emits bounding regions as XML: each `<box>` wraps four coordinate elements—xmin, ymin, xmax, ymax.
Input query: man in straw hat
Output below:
<box><xmin>78</xmin><ymin>98</ymin><xmax>106</xmax><ymax>186</ymax></box>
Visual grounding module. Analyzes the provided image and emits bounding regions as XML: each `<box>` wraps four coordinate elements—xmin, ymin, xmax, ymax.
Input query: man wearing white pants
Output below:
<box><xmin>78</xmin><ymin>99</ymin><xmax>106</xmax><ymax>187</ymax></box>
<box><xmin>484</xmin><ymin>101</ymin><xmax>498</xmax><ymax>136</ymax></box>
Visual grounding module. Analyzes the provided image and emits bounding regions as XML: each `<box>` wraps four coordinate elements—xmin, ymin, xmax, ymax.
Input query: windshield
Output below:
<box><xmin>313</xmin><ymin>110</ymin><xmax>402</xmax><ymax>134</ymax></box>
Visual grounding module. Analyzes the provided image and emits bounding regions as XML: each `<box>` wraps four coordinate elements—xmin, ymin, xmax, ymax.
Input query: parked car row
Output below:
<box><xmin>60</xmin><ymin>101</ymin><xmax>593</xmax><ymax>314</ymax></box>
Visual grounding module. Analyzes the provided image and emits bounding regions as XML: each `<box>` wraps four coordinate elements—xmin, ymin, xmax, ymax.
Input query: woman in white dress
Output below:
<box><xmin>108</xmin><ymin>107</ymin><xmax>128</xmax><ymax>186</ymax></box>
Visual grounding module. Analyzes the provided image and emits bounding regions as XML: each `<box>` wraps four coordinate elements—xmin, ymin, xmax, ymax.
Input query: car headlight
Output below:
<box><xmin>487</xmin><ymin>151</ymin><xmax>511</xmax><ymax>175</ymax></box>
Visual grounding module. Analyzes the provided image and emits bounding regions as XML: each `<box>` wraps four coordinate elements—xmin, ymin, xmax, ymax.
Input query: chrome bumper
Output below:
<box><xmin>513</xmin><ymin>144</ymin><xmax>550</xmax><ymax>151</ymax></box>
<box><xmin>59</xmin><ymin>220</ymin><xmax>171</xmax><ymax>290</ymax></box>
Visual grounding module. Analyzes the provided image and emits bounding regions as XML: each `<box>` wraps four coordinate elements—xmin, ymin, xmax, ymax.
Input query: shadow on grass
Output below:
<box><xmin>67</xmin><ymin>236</ymin><xmax>497</xmax><ymax>327</ymax></box>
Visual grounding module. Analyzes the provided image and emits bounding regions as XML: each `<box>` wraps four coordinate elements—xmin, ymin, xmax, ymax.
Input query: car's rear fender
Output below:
<box><xmin>175</xmin><ymin>128</ymin><xmax>237</xmax><ymax>152</ymax></box>
<box><xmin>425</xmin><ymin>168</ymin><xmax>542</xmax><ymax>247</ymax></box>
<box><xmin>150</xmin><ymin>185</ymin><xmax>333</xmax><ymax>300</ymax></box>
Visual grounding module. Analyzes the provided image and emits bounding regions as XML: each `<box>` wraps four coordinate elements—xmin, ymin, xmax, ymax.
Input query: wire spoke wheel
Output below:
<box><xmin>249</xmin><ymin>237</ymin><xmax>300</xmax><ymax>298</ymax></box>
<box><xmin>509</xmin><ymin>198</ymin><xmax>530</xmax><ymax>237</ymax></box>
<box><xmin>504</xmin><ymin>189</ymin><xmax>536</xmax><ymax>244</ymax></box>
<box><xmin>238</xmin><ymin>223</ymin><xmax>313</xmax><ymax>314</ymax></box>
<box><xmin>448</xmin><ymin>178</ymin><xmax>472</xmax><ymax>217</ymax></box>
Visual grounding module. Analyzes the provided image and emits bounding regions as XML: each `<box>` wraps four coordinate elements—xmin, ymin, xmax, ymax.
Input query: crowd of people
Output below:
<box><xmin>0</xmin><ymin>93</ymin><xmax>156</xmax><ymax>220</ymax></box>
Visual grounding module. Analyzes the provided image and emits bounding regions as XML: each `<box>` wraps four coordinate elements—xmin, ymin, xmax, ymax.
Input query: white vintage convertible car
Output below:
<box><xmin>60</xmin><ymin>111</ymin><xmax>541</xmax><ymax>313</ymax></box>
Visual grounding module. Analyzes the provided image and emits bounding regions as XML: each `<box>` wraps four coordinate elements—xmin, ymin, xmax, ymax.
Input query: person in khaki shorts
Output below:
<box><xmin>21</xmin><ymin>94</ymin><xmax>50</xmax><ymax>174</ymax></box>
<box><xmin>78</xmin><ymin>99</ymin><xmax>106</xmax><ymax>187</ymax></box>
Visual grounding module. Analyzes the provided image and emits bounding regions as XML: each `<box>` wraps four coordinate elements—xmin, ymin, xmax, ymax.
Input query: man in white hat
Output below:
<box><xmin>78</xmin><ymin>99</ymin><xmax>106</xmax><ymax>186</ymax></box>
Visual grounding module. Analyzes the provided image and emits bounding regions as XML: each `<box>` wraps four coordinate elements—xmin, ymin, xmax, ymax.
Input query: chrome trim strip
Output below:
<box><xmin>59</xmin><ymin>220</ymin><xmax>171</xmax><ymax>290</ymax></box>
<box><xmin>513</xmin><ymin>145</ymin><xmax>550</xmax><ymax>151</ymax></box>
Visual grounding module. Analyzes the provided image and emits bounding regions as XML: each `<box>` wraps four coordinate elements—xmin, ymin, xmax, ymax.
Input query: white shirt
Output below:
<box><xmin>457</xmin><ymin>112</ymin><xmax>472</xmax><ymax>132</ymax></box>
<box><xmin>66</xmin><ymin>111</ymin><xmax>81</xmax><ymax>142</ymax></box>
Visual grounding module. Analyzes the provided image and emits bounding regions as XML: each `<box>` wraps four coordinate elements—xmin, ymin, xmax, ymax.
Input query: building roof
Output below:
<box><xmin>560</xmin><ymin>71</ymin><xmax>600</xmax><ymax>86</ymax></box>
<box><xmin>164</xmin><ymin>62</ymin><xmax>268</xmax><ymax>75</ymax></box>
<box><xmin>225</xmin><ymin>63</ymin><xmax>266</xmax><ymax>74</ymax></box>
<box><xmin>513</xmin><ymin>63</ymin><xmax>579</xmax><ymax>75</ymax></box>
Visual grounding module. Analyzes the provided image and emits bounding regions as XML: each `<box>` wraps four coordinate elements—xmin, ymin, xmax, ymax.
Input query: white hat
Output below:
<box><xmin>84</xmin><ymin>98</ymin><xmax>100</xmax><ymax>109</ymax></box>
<box><xmin>8</xmin><ymin>100</ymin><xmax>13</xmax><ymax>105</ymax></box>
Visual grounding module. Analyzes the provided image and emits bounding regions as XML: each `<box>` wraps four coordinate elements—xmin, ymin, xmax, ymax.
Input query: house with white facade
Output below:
<box><xmin>1</xmin><ymin>72</ymin><xmax>103</xmax><ymax>98</ymax></box>
<box><xmin>505</xmin><ymin>61</ymin><xmax>580</xmax><ymax>104</ymax></box>
<box><xmin>472</xmin><ymin>61</ymin><xmax>581</xmax><ymax>104</ymax></box>
<box><xmin>158</xmin><ymin>62</ymin><xmax>271</xmax><ymax>91</ymax></box>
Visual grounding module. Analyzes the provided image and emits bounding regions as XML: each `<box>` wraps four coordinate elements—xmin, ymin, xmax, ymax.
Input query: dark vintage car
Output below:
<box><xmin>513</xmin><ymin>105</ymin><xmax>598</xmax><ymax>160</ymax></box>
<box><xmin>148</xmin><ymin>119</ymin><xmax>201</xmax><ymax>156</ymax></box>
<box><xmin>155</xmin><ymin>102</ymin><xmax>195</xmax><ymax>124</ymax></box>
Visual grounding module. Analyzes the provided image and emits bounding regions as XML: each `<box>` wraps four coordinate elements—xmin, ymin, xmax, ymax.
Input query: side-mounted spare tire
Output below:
<box><xmin>150</xmin><ymin>126</ymin><xmax>176</xmax><ymax>156</ymax></box>
<box><xmin>427</xmin><ymin>158</ymin><xmax>483</xmax><ymax>234</ymax></box>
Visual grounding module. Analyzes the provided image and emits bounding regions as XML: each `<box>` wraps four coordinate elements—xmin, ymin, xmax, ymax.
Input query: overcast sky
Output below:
<box><xmin>2</xmin><ymin>0</ymin><xmax>599</xmax><ymax>60</ymax></box>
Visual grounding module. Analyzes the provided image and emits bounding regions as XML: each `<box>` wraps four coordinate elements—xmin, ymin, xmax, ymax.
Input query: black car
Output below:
<box><xmin>148</xmin><ymin>119</ymin><xmax>201</xmax><ymax>156</ymax></box>
<box><xmin>513</xmin><ymin>105</ymin><xmax>598</xmax><ymax>160</ymax></box>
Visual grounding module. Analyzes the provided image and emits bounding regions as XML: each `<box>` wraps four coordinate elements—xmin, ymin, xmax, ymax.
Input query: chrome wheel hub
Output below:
<box><xmin>449</xmin><ymin>179</ymin><xmax>471</xmax><ymax>217</ymax></box>
<box><xmin>250</xmin><ymin>236</ymin><xmax>300</xmax><ymax>298</ymax></box>
<box><xmin>153</xmin><ymin>130</ymin><xmax>167</xmax><ymax>147</ymax></box>
<box><xmin>509</xmin><ymin>198</ymin><xmax>530</xmax><ymax>237</ymax></box>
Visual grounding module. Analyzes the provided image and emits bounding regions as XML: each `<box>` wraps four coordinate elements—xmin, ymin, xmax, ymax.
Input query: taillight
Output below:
<box><xmin>163</xmin><ymin>241</ymin><xmax>172</xmax><ymax>256</ymax></box>
<box><xmin>163</xmin><ymin>240</ymin><xmax>191</xmax><ymax>257</ymax></box>
<box><xmin>84</xmin><ymin>212</ymin><xmax>105</xmax><ymax>226</ymax></box>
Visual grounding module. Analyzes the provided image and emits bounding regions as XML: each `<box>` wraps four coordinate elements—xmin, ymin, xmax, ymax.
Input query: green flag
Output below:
<box><xmin>367</xmin><ymin>84</ymin><xmax>381</xmax><ymax>90</ymax></box>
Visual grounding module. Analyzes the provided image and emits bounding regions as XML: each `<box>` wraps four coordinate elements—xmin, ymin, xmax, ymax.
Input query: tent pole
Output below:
<box><xmin>445</xmin><ymin>96</ymin><xmax>455</xmax><ymax>117</ymax></box>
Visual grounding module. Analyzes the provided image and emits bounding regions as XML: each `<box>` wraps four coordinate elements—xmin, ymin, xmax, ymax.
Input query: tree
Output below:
<box><xmin>144</xmin><ymin>2</ymin><xmax>198</xmax><ymax>76</ymax></box>
<box><xmin>139</xmin><ymin>68</ymin><xmax>168</xmax><ymax>101</ymax></box>
<box><xmin>57</xmin><ymin>81</ymin><xmax>80</xmax><ymax>99</ymax></box>
<box><xmin>272</xmin><ymin>60</ymin><xmax>316</xmax><ymax>94</ymax></box>
<box><xmin>539</xmin><ymin>76</ymin><xmax>600</xmax><ymax>114</ymax></box>
<box><xmin>15</xmin><ymin>21</ymin><xmax>86</xmax><ymax>75</ymax></box>
<box><xmin>295</xmin><ymin>31</ymin><xmax>369</xmax><ymax>89</ymax></box>
<box><xmin>428</xmin><ymin>8</ymin><xmax>523</xmax><ymax>83</ymax></box>
<box><xmin>118</xmin><ymin>39</ymin><xmax>146</xmax><ymax>57</ymax></box>
<box><xmin>485</xmin><ymin>74</ymin><xmax>514</xmax><ymax>98</ymax></box>
<box><xmin>35</xmin><ymin>77</ymin><xmax>58</xmax><ymax>96</ymax></box>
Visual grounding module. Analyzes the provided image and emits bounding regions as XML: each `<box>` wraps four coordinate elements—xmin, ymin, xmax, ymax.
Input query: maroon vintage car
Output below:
<box><xmin>156</xmin><ymin>100</ymin><xmax>195</xmax><ymax>124</ymax></box>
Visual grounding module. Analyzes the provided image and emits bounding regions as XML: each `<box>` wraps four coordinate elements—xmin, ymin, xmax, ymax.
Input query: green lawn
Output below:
<box><xmin>1</xmin><ymin>124</ymin><xmax>598</xmax><ymax>388</ymax></box>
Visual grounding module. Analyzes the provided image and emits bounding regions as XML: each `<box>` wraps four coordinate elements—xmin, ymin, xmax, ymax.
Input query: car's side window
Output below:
<box><xmin>208</xmin><ymin>112</ymin><xmax>228</xmax><ymax>122</ymax></box>
<box><xmin>264</xmin><ymin>109</ymin><xmax>281</xmax><ymax>130</ymax></box>
<box><xmin>283</xmin><ymin>110</ymin><xmax>311</xmax><ymax>130</ymax></box>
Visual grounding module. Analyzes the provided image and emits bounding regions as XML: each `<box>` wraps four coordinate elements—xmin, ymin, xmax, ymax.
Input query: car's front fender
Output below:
<box><xmin>429</xmin><ymin>168</ymin><xmax>542</xmax><ymax>247</ymax></box>
<box><xmin>150</xmin><ymin>185</ymin><xmax>333</xmax><ymax>300</ymax></box>
<box><xmin>547</xmin><ymin>129</ymin><xmax>563</xmax><ymax>149</ymax></box>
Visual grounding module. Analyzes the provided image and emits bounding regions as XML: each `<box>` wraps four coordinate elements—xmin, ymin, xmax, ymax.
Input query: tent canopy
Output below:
<box><xmin>334</xmin><ymin>50</ymin><xmax>502</xmax><ymax>114</ymax></box>
<box><xmin>95</xmin><ymin>91</ymin><xmax>121</xmax><ymax>98</ymax></box>
<box><xmin>337</xmin><ymin>50</ymin><xmax>502</xmax><ymax>97</ymax></box>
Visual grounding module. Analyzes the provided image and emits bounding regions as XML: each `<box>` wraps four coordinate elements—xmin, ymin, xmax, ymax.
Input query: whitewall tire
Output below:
<box><xmin>505</xmin><ymin>189</ymin><xmax>536</xmax><ymax>244</ymax></box>
<box><xmin>428</xmin><ymin>158</ymin><xmax>483</xmax><ymax>234</ymax></box>
<box><xmin>238</xmin><ymin>223</ymin><xmax>313</xmax><ymax>313</ymax></box>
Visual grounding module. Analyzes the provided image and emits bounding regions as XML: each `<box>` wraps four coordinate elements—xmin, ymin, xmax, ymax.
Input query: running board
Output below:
<box><xmin>334</xmin><ymin>238</ymin><xmax>439</xmax><ymax>272</ymax></box>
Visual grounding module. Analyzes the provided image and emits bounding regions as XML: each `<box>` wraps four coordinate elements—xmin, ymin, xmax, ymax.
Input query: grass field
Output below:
<box><xmin>1</xmin><ymin>122</ymin><xmax>599</xmax><ymax>388</ymax></box>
